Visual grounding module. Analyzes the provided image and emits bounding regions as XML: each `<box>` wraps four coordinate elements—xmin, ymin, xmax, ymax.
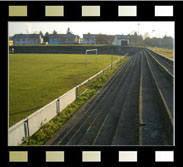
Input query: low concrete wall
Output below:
<box><xmin>8</xmin><ymin>57</ymin><xmax>124</xmax><ymax>146</ymax></box>
<box><xmin>8</xmin><ymin>88</ymin><xmax>76</xmax><ymax>146</ymax></box>
<box><xmin>59</xmin><ymin>88</ymin><xmax>76</xmax><ymax>112</ymax></box>
<box><xmin>8</xmin><ymin>119</ymin><xmax>27</xmax><ymax>146</ymax></box>
<box><xmin>8</xmin><ymin>87</ymin><xmax>77</xmax><ymax>146</ymax></box>
<box><xmin>28</xmin><ymin>100</ymin><xmax>57</xmax><ymax>136</ymax></box>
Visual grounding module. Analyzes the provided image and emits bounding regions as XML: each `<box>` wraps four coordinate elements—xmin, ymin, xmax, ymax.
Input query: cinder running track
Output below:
<box><xmin>46</xmin><ymin>48</ymin><xmax>173</xmax><ymax>146</ymax></box>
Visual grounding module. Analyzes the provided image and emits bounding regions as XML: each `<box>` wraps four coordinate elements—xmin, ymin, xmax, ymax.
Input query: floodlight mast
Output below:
<box><xmin>85</xmin><ymin>49</ymin><xmax>98</xmax><ymax>67</ymax></box>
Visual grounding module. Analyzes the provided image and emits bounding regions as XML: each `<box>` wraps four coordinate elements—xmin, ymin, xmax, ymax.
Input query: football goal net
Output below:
<box><xmin>85</xmin><ymin>49</ymin><xmax>98</xmax><ymax>66</ymax></box>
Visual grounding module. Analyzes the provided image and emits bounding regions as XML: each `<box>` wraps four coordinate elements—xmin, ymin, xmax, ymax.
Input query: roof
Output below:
<box><xmin>13</xmin><ymin>34</ymin><xmax>41</xmax><ymax>40</ymax></box>
<box><xmin>9</xmin><ymin>36</ymin><xmax>14</xmax><ymax>40</ymax></box>
<box><xmin>49</xmin><ymin>34</ymin><xmax>80</xmax><ymax>42</ymax></box>
<box><xmin>115</xmin><ymin>35</ymin><xmax>129</xmax><ymax>40</ymax></box>
<box><xmin>49</xmin><ymin>34</ymin><xmax>75</xmax><ymax>38</ymax></box>
<box><xmin>28</xmin><ymin>34</ymin><xmax>41</xmax><ymax>39</ymax></box>
<box><xmin>83</xmin><ymin>34</ymin><xmax>97</xmax><ymax>37</ymax></box>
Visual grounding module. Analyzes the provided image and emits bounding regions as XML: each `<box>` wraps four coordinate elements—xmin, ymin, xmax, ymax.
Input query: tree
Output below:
<box><xmin>39</xmin><ymin>31</ymin><xmax>44</xmax><ymax>38</ymax></box>
<box><xmin>143</xmin><ymin>32</ymin><xmax>150</xmax><ymax>40</ymax></box>
<box><xmin>53</xmin><ymin>30</ymin><xmax>57</xmax><ymax>35</ymax></box>
<box><xmin>66</xmin><ymin>28</ymin><xmax>72</xmax><ymax>34</ymax></box>
<box><xmin>162</xmin><ymin>35</ymin><xmax>173</xmax><ymax>49</ymax></box>
<box><xmin>96</xmin><ymin>34</ymin><xmax>108</xmax><ymax>44</ymax></box>
<box><xmin>44</xmin><ymin>32</ymin><xmax>49</xmax><ymax>42</ymax></box>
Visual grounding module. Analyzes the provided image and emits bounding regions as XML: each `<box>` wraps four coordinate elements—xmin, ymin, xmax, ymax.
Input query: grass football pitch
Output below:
<box><xmin>9</xmin><ymin>53</ymin><xmax>121</xmax><ymax>127</ymax></box>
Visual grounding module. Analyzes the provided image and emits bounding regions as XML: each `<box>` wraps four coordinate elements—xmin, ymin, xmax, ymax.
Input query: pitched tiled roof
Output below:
<box><xmin>49</xmin><ymin>34</ymin><xmax>76</xmax><ymax>41</ymax></box>
<box><xmin>115</xmin><ymin>35</ymin><xmax>129</xmax><ymax>40</ymax></box>
<box><xmin>13</xmin><ymin>34</ymin><xmax>41</xmax><ymax>40</ymax></box>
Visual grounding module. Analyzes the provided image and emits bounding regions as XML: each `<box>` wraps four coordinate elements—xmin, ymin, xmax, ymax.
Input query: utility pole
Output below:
<box><xmin>152</xmin><ymin>30</ymin><xmax>155</xmax><ymax>47</ymax></box>
<box><xmin>137</xmin><ymin>23</ymin><xmax>140</xmax><ymax>46</ymax></box>
<box><xmin>138</xmin><ymin>23</ymin><xmax>140</xmax><ymax>35</ymax></box>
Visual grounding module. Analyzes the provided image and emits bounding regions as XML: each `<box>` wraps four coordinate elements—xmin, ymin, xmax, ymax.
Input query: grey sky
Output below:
<box><xmin>9</xmin><ymin>21</ymin><xmax>174</xmax><ymax>38</ymax></box>
<box><xmin>1</xmin><ymin>0</ymin><xmax>182</xmax><ymax>1</ymax></box>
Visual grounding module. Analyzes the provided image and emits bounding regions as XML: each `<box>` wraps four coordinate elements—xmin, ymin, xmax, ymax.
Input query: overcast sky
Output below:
<box><xmin>9</xmin><ymin>21</ymin><xmax>174</xmax><ymax>38</ymax></box>
<box><xmin>1</xmin><ymin>0</ymin><xmax>182</xmax><ymax>1</ymax></box>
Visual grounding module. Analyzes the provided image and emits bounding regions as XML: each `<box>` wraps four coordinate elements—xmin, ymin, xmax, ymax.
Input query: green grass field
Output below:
<box><xmin>9</xmin><ymin>53</ymin><xmax>120</xmax><ymax>127</ymax></box>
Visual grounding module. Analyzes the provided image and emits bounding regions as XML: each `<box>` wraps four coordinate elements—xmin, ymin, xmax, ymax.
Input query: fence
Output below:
<box><xmin>8</xmin><ymin>56</ymin><xmax>126</xmax><ymax>146</ymax></box>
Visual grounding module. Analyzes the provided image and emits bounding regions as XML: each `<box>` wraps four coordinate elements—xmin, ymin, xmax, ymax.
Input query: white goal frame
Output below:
<box><xmin>85</xmin><ymin>49</ymin><xmax>98</xmax><ymax>66</ymax></box>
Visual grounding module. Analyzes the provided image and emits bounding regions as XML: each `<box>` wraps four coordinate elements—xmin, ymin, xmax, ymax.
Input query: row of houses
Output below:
<box><xmin>48</xmin><ymin>34</ymin><xmax>80</xmax><ymax>45</ymax></box>
<box><xmin>12</xmin><ymin>34</ymin><xmax>44</xmax><ymax>45</ymax></box>
<box><xmin>10</xmin><ymin>33</ymin><xmax>129</xmax><ymax>46</ymax></box>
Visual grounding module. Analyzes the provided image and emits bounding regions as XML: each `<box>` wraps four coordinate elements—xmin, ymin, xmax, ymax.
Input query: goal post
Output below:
<box><xmin>85</xmin><ymin>49</ymin><xmax>98</xmax><ymax>66</ymax></box>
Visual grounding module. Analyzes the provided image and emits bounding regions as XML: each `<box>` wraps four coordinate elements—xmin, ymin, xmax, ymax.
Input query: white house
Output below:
<box><xmin>13</xmin><ymin>34</ymin><xmax>43</xmax><ymax>45</ymax></box>
<box><xmin>82</xmin><ymin>34</ymin><xmax>96</xmax><ymax>45</ymax></box>
<box><xmin>114</xmin><ymin>35</ymin><xmax>129</xmax><ymax>46</ymax></box>
<box><xmin>48</xmin><ymin>33</ymin><xmax>80</xmax><ymax>45</ymax></box>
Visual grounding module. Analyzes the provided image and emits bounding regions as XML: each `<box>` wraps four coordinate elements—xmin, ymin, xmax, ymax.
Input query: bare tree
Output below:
<box><xmin>143</xmin><ymin>32</ymin><xmax>150</xmax><ymax>40</ymax></box>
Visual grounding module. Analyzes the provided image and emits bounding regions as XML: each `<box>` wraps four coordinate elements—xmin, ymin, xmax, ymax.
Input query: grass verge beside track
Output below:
<box><xmin>21</xmin><ymin>56</ymin><xmax>129</xmax><ymax>145</ymax></box>
<box><xmin>149</xmin><ymin>47</ymin><xmax>173</xmax><ymax>59</ymax></box>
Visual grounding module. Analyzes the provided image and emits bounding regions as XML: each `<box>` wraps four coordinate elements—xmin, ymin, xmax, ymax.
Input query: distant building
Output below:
<box><xmin>114</xmin><ymin>35</ymin><xmax>129</xmax><ymax>46</ymax></box>
<box><xmin>13</xmin><ymin>34</ymin><xmax>43</xmax><ymax>45</ymax></box>
<box><xmin>83</xmin><ymin>34</ymin><xmax>115</xmax><ymax>45</ymax></box>
<box><xmin>74</xmin><ymin>35</ymin><xmax>80</xmax><ymax>44</ymax></box>
<box><xmin>82</xmin><ymin>34</ymin><xmax>96</xmax><ymax>45</ymax></box>
<box><xmin>80</xmin><ymin>38</ymin><xmax>83</xmax><ymax>44</ymax></box>
<box><xmin>9</xmin><ymin>36</ymin><xmax>14</xmax><ymax>46</ymax></box>
<box><xmin>41</xmin><ymin>42</ymin><xmax>48</xmax><ymax>45</ymax></box>
<box><xmin>106</xmin><ymin>35</ymin><xmax>115</xmax><ymax>44</ymax></box>
<box><xmin>9</xmin><ymin>40</ymin><xmax>13</xmax><ymax>46</ymax></box>
<box><xmin>49</xmin><ymin>33</ymin><xmax>80</xmax><ymax>45</ymax></box>
<box><xmin>96</xmin><ymin>34</ymin><xmax>115</xmax><ymax>44</ymax></box>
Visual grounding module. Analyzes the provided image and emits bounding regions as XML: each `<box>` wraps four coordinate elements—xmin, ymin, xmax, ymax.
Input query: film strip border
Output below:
<box><xmin>8</xmin><ymin>150</ymin><xmax>176</xmax><ymax>164</ymax></box>
<box><xmin>8</xmin><ymin>5</ymin><xmax>174</xmax><ymax>17</ymax></box>
<box><xmin>9</xmin><ymin>150</ymin><xmax>175</xmax><ymax>162</ymax></box>
<box><xmin>0</xmin><ymin>1</ymin><xmax>182</xmax><ymax>167</ymax></box>
<box><xmin>0</xmin><ymin>1</ymin><xmax>177</xmax><ymax>21</ymax></box>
